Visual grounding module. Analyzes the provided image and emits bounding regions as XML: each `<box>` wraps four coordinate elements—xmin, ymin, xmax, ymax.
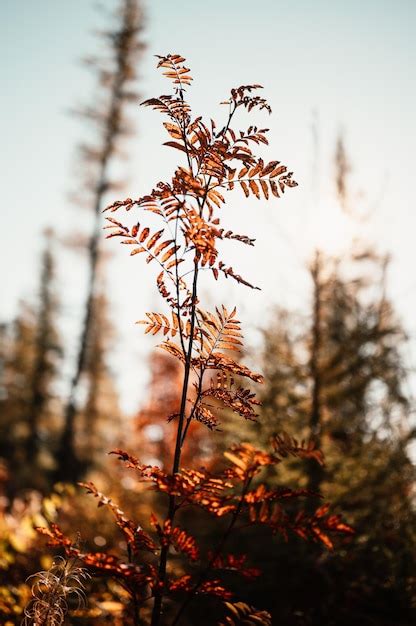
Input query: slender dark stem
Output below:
<box><xmin>180</xmin><ymin>358</ymin><xmax>204</xmax><ymax>447</ymax></box>
<box><xmin>171</xmin><ymin>476</ymin><xmax>253</xmax><ymax>626</ymax></box>
<box><xmin>151</xmin><ymin>257</ymin><xmax>199</xmax><ymax>626</ymax></box>
<box><xmin>151</xmin><ymin>89</ymin><xmax>238</xmax><ymax>626</ymax></box>
<box><xmin>173</xmin><ymin>206</ymin><xmax>187</xmax><ymax>357</ymax></box>
<box><xmin>127</xmin><ymin>545</ymin><xmax>140</xmax><ymax>626</ymax></box>
<box><xmin>180</xmin><ymin>309</ymin><xmax>230</xmax><ymax>447</ymax></box>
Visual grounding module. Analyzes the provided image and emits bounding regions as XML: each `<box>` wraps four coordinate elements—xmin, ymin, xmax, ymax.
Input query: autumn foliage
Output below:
<box><xmin>30</xmin><ymin>54</ymin><xmax>355</xmax><ymax>625</ymax></box>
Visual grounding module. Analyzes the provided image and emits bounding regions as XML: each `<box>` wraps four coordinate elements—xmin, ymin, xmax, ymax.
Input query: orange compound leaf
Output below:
<box><xmin>193</xmin><ymin>402</ymin><xmax>221</xmax><ymax>431</ymax></box>
<box><xmin>228</xmin><ymin>157</ymin><xmax>297</xmax><ymax>200</ymax></box>
<box><xmin>214</xmin><ymin>261</ymin><xmax>260</xmax><ymax>290</ymax></box>
<box><xmin>79</xmin><ymin>552</ymin><xmax>155</xmax><ymax>587</ymax></box>
<box><xmin>220</xmin><ymin>601</ymin><xmax>272</xmax><ymax>626</ymax></box>
<box><xmin>154</xmin><ymin>468</ymin><xmax>235</xmax><ymax>517</ymax></box>
<box><xmin>170</xmin><ymin>528</ymin><xmax>200</xmax><ymax>562</ymax></box>
<box><xmin>230</xmin><ymin>84</ymin><xmax>272</xmax><ymax>114</ymax></box>
<box><xmin>104</xmin><ymin>197</ymin><xmax>138</xmax><ymax>212</ymax></box>
<box><xmin>169</xmin><ymin>574</ymin><xmax>193</xmax><ymax>594</ymax></box>
<box><xmin>234</xmin><ymin>125</ymin><xmax>270</xmax><ymax>147</ymax></box>
<box><xmin>155</xmin><ymin>271</ymin><xmax>181</xmax><ymax>310</ymax></box>
<box><xmin>195</xmin><ymin>351</ymin><xmax>263</xmax><ymax>384</ymax></box>
<box><xmin>314</xmin><ymin>503</ymin><xmax>330</xmax><ymax>518</ymax></box>
<box><xmin>244</xmin><ymin>484</ymin><xmax>314</xmax><ymax>505</ymax></box>
<box><xmin>184</xmin><ymin>211</ymin><xmax>220</xmax><ymax>267</ymax></box>
<box><xmin>310</xmin><ymin>528</ymin><xmax>334</xmax><ymax>550</ymax></box>
<box><xmin>109</xmin><ymin>449</ymin><xmax>164</xmax><ymax>481</ymax></box>
<box><xmin>170</xmin><ymin>574</ymin><xmax>232</xmax><ymax>599</ymax></box>
<box><xmin>109</xmin><ymin>448</ymin><xmax>146</xmax><ymax>470</ymax></box>
<box><xmin>158</xmin><ymin>340</ymin><xmax>186</xmax><ymax>363</ymax></box>
<box><xmin>195</xmin><ymin>306</ymin><xmax>244</xmax><ymax>360</ymax></box>
<box><xmin>224</xmin><ymin>443</ymin><xmax>276</xmax><ymax>479</ymax></box>
<box><xmin>36</xmin><ymin>525</ymin><xmax>155</xmax><ymax>587</ymax></box>
<box><xmin>297</xmin><ymin>508</ymin><xmax>355</xmax><ymax>549</ymax></box>
<box><xmin>218</xmin><ymin>228</ymin><xmax>255</xmax><ymax>247</ymax></box>
<box><xmin>206</xmin><ymin>187</ymin><xmax>225</xmax><ymax>208</ymax></box>
<box><xmin>150</xmin><ymin>516</ymin><xmax>200</xmax><ymax>562</ymax></box>
<box><xmin>199</xmin><ymin>579</ymin><xmax>233</xmax><ymax>600</ymax></box>
<box><xmin>142</xmin><ymin>95</ymin><xmax>191</xmax><ymax>124</ymax></box>
<box><xmin>137</xmin><ymin>311</ymin><xmax>183</xmax><ymax>339</ymax></box>
<box><xmin>163</xmin><ymin>121</ymin><xmax>183</xmax><ymax>140</ymax></box>
<box><xmin>105</xmin><ymin>214</ymin><xmax>183</xmax><ymax>272</ymax></box>
<box><xmin>135</xmin><ymin>190</ymin><xmax>182</xmax><ymax>220</ymax></box>
<box><xmin>155</xmin><ymin>54</ymin><xmax>193</xmax><ymax>87</ymax></box>
<box><xmin>173</xmin><ymin>166</ymin><xmax>206</xmax><ymax>197</ymax></box>
<box><xmin>210</xmin><ymin>553</ymin><xmax>261</xmax><ymax>581</ymax></box>
<box><xmin>272</xmin><ymin>432</ymin><xmax>325</xmax><ymax>466</ymax></box>
<box><xmin>78</xmin><ymin>482</ymin><xmax>157</xmax><ymax>555</ymax></box>
<box><xmin>322</xmin><ymin>512</ymin><xmax>355</xmax><ymax>536</ymax></box>
<box><xmin>36</xmin><ymin>523</ymin><xmax>74</xmax><ymax>553</ymax></box>
<box><xmin>246</xmin><ymin>496</ymin><xmax>353</xmax><ymax>550</ymax></box>
<box><xmin>102</xmin><ymin>216</ymin><xmax>128</xmax><ymax>231</ymax></box>
<box><xmin>203</xmin><ymin>372</ymin><xmax>260</xmax><ymax>421</ymax></box>
<box><xmin>163</xmin><ymin>140</ymin><xmax>187</xmax><ymax>153</ymax></box>
<box><xmin>247</xmin><ymin>500</ymin><xmax>288</xmax><ymax>534</ymax></box>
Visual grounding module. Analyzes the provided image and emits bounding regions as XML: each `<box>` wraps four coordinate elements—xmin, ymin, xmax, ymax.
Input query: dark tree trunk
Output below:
<box><xmin>54</xmin><ymin>0</ymin><xmax>144</xmax><ymax>482</ymax></box>
<box><xmin>307</xmin><ymin>251</ymin><xmax>324</xmax><ymax>496</ymax></box>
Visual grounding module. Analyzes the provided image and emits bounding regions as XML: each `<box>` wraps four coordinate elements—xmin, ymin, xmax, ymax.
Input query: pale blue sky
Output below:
<box><xmin>1</xmin><ymin>0</ymin><xmax>415</xmax><ymax>411</ymax></box>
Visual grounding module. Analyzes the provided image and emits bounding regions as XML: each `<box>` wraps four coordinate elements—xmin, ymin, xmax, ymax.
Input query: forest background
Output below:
<box><xmin>1</xmin><ymin>1</ymin><xmax>416</xmax><ymax>625</ymax></box>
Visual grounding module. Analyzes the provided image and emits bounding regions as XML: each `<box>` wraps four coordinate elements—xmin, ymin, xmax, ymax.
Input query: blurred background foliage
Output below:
<box><xmin>1</xmin><ymin>0</ymin><xmax>415</xmax><ymax>624</ymax></box>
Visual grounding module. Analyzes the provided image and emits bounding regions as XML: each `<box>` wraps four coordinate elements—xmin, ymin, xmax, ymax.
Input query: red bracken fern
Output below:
<box><xmin>36</xmin><ymin>54</ymin><xmax>353</xmax><ymax>626</ymax></box>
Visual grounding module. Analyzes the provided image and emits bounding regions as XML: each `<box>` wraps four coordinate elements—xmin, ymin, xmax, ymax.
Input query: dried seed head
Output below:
<box><xmin>23</xmin><ymin>556</ymin><xmax>90</xmax><ymax>625</ymax></box>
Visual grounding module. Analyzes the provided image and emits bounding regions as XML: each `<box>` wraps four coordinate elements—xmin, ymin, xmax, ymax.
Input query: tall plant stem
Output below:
<box><xmin>151</xmin><ymin>260</ymin><xmax>199</xmax><ymax>626</ymax></box>
<box><xmin>171</xmin><ymin>476</ymin><xmax>252</xmax><ymax>626</ymax></box>
<box><xmin>127</xmin><ymin>545</ymin><xmax>140</xmax><ymax>626</ymax></box>
<box><xmin>151</xmin><ymin>93</ymin><xmax>237</xmax><ymax>626</ymax></box>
